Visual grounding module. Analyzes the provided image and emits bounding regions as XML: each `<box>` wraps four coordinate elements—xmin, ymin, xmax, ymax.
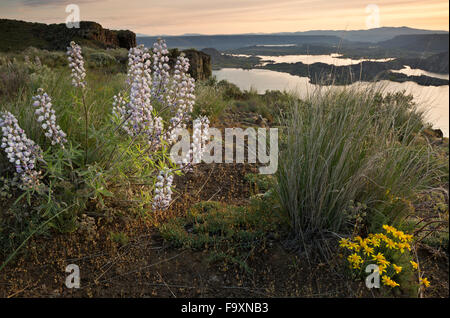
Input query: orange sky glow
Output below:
<box><xmin>1</xmin><ymin>0</ymin><xmax>448</xmax><ymax>35</ymax></box>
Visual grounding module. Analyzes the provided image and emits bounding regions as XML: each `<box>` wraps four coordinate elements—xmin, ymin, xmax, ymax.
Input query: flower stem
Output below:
<box><xmin>81</xmin><ymin>90</ymin><xmax>88</xmax><ymax>166</ymax></box>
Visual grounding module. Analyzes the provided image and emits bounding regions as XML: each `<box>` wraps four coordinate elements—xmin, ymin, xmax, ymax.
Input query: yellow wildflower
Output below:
<box><xmin>348</xmin><ymin>241</ymin><xmax>361</xmax><ymax>251</ymax></box>
<box><xmin>392</xmin><ymin>230</ymin><xmax>403</xmax><ymax>239</ymax></box>
<box><xmin>382</xmin><ymin>275</ymin><xmax>400</xmax><ymax>287</ymax></box>
<box><xmin>376</xmin><ymin>233</ymin><xmax>389</xmax><ymax>242</ymax></box>
<box><xmin>410</xmin><ymin>261</ymin><xmax>418</xmax><ymax>270</ymax></box>
<box><xmin>339</xmin><ymin>238</ymin><xmax>350</xmax><ymax>248</ymax></box>
<box><xmin>372</xmin><ymin>253</ymin><xmax>386</xmax><ymax>263</ymax></box>
<box><xmin>388</xmin><ymin>279</ymin><xmax>400</xmax><ymax>287</ymax></box>
<box><xmin>363</xmin><ymin>245</ymin><xmax>374</xmax><ymax>256</ymax></box>
<box><xmin>385</xmin><ymin>238</ymin><xmax>397</xmax><ymax>250</ymax></box>
<box><xmin>372</xmin><ymin>253</ymin><xmax>390</xmax><ymax>267</ymax></box>
<box><xmin>378</xmin><ymin>264</ymin><xmax>388</xmax><ymax>275</ymax></box>
<box><xmin>393</xmin><ymin>264</ymin><xmax>402</xmax><ymax>274</ymax></box>
<box><xmin>420</xmin><ymin>277</ymin><xmax>430</xmax><ymax>288</ymax></box>
<box><xmin>347</xmin><ymin>253</ymin><xmax>363</xmax><ymax>269</ymax></box>
<box><xmin>369</xmin><ymin>237</ymin><xmax>381</xmax><ymax>247</ymax></box>
<box><xmin>379</xmin><ymin>259</ymin><xmax>390</xmax><ymax>267</ymax></box>
<box><xmin>382</xmin><ymin>224</ymin><xmax>396</xmax><ymax>234</ymax></box>
<box><xmin>397</xmin><ymin>242</ymin><xmax>411</xmax><ymax>253</ymax></box>
<box><xmin>348</xmin><ymin>253</ymin><xmax>362</xmax><ymax>264</ymax></box>
<box><xmin>402</xmin><ymin>234</ymin><xmax>413</xmax><ymax>242</ymax></box>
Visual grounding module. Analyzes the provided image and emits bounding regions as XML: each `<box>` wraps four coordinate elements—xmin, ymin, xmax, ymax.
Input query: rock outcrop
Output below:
<box><xmin>181</xmin><ymin>49</ymin><xmax>212</xmax><ymax>80</ymax></box>
<box><xmin>167</xmin><ymin>48</ymin><xmax>212</xmax><ymax>81</ymax></box>
<box><xmin>71</xmin><ymin>21</ymin><xmax>136</xmax><ymax>50</ymax></box>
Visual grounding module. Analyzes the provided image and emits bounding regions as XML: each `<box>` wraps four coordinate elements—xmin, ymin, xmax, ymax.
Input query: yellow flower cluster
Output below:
<box><xmin>339</xmin><ymin>224</ymin><xmax>431</xmax><ymax>289</ymax></box>
<box><xmin>420</xmin><ymin>277</ymin><xmax>430</xmax><ymax>288</ymax></box>
<box><xmin>347</xmin><ymin>253</ymin><xmax>363</xmax><ymax>269</ymax></box>
<box><xmin>382</xmin><ymin>275</ymin><xmax>400</xmax><ymax>287</ymax></box>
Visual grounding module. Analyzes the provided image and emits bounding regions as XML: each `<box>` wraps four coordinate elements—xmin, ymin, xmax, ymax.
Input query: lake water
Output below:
<box><xmin>223</xmin><ymin>53</ymin><xmax>253</xmax><ymax>58</ymax></box>
<box><xmin>391</xmin><ymin>65</ymin><xmax>449</xmax><ymax>80</ymax></box>
<box><xmin>255</xmin><ymin>44</ymin><xmax>296</xmax><ymax>47</ymax></box>
<box><xmin>256</xmin><ymin>53</ymin><xmax>395</xmax><ymax>66</ymax></box>
<box><xmin>213</xmin><ymin>68</ymin><xmax>449</xmax><ymax>136</ymax></box>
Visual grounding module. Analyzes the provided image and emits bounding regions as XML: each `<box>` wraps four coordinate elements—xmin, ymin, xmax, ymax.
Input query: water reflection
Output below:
<box><xmin>213</xmin><ymin>68</ymin><xmax>449</xmax><ymax>136</ymax></box>
<box><xmin>256</xmin><ymin>53</ymin><xmax>395</xmax><ymax>66</ymax></box>
<box><xmin>391</xmin><ymin>65</ymin><xmax>449</xmax><ymax>80</ymax></box>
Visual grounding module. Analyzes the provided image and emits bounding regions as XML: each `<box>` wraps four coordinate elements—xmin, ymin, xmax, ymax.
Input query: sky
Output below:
<box><xmin>1</xmin><ymin>0</ymin><xmax>448</xmax><ymax>35</ymax></box>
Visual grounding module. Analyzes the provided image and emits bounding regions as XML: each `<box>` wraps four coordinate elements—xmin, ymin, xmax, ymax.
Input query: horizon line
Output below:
<box><xmin>1</xmin><ymin>18</ymin><xmax>448</xmax><ymax>37</ymax></box>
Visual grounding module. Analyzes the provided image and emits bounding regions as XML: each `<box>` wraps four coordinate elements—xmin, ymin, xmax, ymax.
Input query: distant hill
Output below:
<box><xmin>410</xmin><ymin>51</ymin><xmax>449</xmax><ymax>73</ymax></box>
<box><xmin>138</xmin><ymin>34</ymin><xmax>344</xmax><ymax>50</ymax></box>
<box><xmin>274</xmin><ymin>27</ymin><xmax>448</xmax><ymax>43</ymax></box>
<box><xmin>138</xmin><ymin>27</ymin><xmax>448</xmax><ymax>49</ymax></box>
<box><xmin>378</xmin><ymin>34</ymin><xmax>449</xmax><ymax>52</ymax></box>
<box><xmin>0</xmin><ymin>19</ymin><xmax>136</xmax><ymax>52</ymax></box>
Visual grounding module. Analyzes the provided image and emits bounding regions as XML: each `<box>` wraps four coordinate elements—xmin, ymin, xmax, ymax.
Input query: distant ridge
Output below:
<box><xmin>137</xmin><ymin>27</ymin><xmax>448</xmax><ymax>50</ymax></box>
<box><xmin>378</xmin><ymin>34</ymin><xmax>449</xmax><ymax>52</ymax></box>
<box><xmin>137</xmin><ymin>26</ymin><xmax>448</xmax><ymax>44</ymax></box>
<box><xmin>138</xmin><ymin>34</ymin><xmax>345</xmax><ymax>50</ymax></box>
<box><xmin>272</xmin><ymin>26</ymin><xmax>449</xmax><ymax>42</ymax></box>
<box><xmin>0</xmin><ymin>19</ymin><xmax>136</xmax><ymax>52</ymax></box>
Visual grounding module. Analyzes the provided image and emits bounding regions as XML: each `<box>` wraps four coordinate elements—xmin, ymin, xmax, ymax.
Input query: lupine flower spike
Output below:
<box><xmin>0</xmin><ymin>112</ymin><xmax>43</xmax><ymax>188</ymax></box>
<box><xmin>191</xmin><ymin>116</ymin><xmax>209</xmax><ymax>164</ymax></box>
<box><xmin>116</xmin><ymin>44</ymin><xmax>163</xmax><ymax>145</ymax></box>
<box><xmin>32</xmin><ymin>88</ymin><xmax>67</xmax><ymax>146</ymax></box>
<box><xmin>66</xmin><ymin>41</ymin><xmax>86</xmax><ymax>88</ymax></box>
<box><xmin>152</xmin><ymin>169</ymin><xmax>174</xmax><ymax>210</ymax></box>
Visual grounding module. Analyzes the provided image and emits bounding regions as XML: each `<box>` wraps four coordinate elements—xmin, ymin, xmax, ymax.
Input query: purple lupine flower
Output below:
<box><xmin>67</xmin><ymin>41</ymin><xmax>86</xmax><ymax>88</ymax></box>
<box><xmin>152</xmin><ymin>169</ymin><xmax>174</xmax><ymax>210</ymax></box>
<box><xmin>122</xmin><ymin>44</ymin><xmax>161</xmax><ymax>140</ymax></box>
<box><xmin>0</xmin><ymin>111</ymin><xmax>43</xmax><ymax>188</ymax></box>
<box><xmin>165</xmin><ymin>54</ymin><xmax>196</xmax><ymax>144</ymax></box>
<box><xmin>32</xmin><ymin>88</ymin><xmax>67</xmax><ymax>146</ymax></box>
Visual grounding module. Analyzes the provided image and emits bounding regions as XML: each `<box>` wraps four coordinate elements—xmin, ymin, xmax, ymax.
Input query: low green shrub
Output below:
<box><xmin>194</xmin><ymin>82</ymin><xmax>230</xmax><ymax>122</ymax></box>
<box><xmin>159</xmin><ymin>198</ymin><xmax>282</xmax><ymax>271</ymax></box>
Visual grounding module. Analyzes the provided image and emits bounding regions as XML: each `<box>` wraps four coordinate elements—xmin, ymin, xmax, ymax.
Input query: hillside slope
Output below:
<box><xmin>138</xmin><ymin>34</ymin><xmax>344</xmax><ymax>50</ymax></box>
<box><xmin>0</xmin><ymin>19</ymin><xmax>136</xmax><ymax>51</ymax></box>
<box><xmin>378</xmin><ymin>34</ymin><xmax>449</xmax><ymax>52</ymax></box>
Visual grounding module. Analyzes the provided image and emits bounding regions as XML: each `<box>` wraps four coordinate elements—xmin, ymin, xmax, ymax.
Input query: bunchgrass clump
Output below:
<box><xmin>275</xmin><ymin>87</ymin><xmax>444</xmax><ymax>261</ymax></box>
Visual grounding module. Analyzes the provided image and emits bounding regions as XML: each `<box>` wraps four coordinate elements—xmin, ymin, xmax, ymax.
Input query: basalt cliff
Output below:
<box><xmin>0</xmin><ymin>19</ymin><xmax>136</xmax><ymax>51</ymax></box>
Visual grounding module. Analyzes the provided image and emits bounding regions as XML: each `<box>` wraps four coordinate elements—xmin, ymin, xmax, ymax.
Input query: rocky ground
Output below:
<box><xmin>0</xmin><ymin>112</ymin><xmax>448</xmax><ymax>298</ymax></box>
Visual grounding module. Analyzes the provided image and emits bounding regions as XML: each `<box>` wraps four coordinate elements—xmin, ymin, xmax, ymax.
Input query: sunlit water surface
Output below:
<box><xmin>256</xmin><ymin>53</ymin><xmax>395</xmax><ymax>66</ymax></box>
<box><xmin>213</xmin><ymin>68</ymin><xmax>449</xmax><ymax>136</ymax></box>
